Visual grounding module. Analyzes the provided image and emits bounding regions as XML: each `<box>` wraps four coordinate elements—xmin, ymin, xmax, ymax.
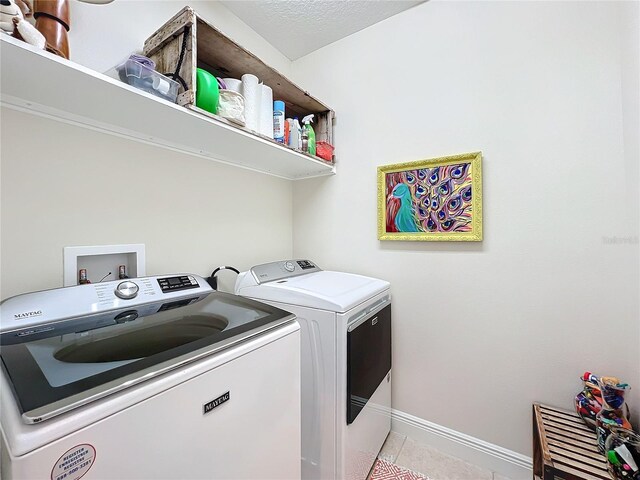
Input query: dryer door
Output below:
<box><xmin>346</xmin><ymin>303</ymin><xmax>391</xmax><ymax>424</ymax></box>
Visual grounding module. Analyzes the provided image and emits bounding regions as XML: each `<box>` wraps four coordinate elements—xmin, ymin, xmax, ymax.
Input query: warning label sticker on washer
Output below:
<box><xmin>50</xmin><ymin>444</ymin><xmax>96</xmax><ymax>480</ymax></box>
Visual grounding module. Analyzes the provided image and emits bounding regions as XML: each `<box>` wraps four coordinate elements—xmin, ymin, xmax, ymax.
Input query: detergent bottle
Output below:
<box><xmin>301</xmin><ymin>114</ymin><xmax>316</xmax><ymax>156</ymax></box>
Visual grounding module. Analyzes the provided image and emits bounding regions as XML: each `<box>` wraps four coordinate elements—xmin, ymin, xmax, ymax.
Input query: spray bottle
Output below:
<box><xmin>290</xmin><ymin>117</ymin><xmax>302</xmax><ymax>151</ymax></box>
<box><xmin>301</xmin><ymin>114</ymin><xmax>316</xmax><ymax>156</ymax></box>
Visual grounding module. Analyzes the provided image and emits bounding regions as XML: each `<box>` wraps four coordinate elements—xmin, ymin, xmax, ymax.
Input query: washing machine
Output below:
<box><xmin>235</xmin><ymin>260</ymin><xmax>391</xmax><ymax>480</ymax></box>
<box><xmin>1</xmin><ymin>274</ymin><xmax>301</xmax><ymax>480</ymax></box>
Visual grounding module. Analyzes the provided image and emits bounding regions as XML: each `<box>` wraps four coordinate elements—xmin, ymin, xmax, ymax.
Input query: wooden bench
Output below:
<box><xmin>533</xmin><ymin>403</ymin><xmax>610</xmax><ymax>480</ymax></box>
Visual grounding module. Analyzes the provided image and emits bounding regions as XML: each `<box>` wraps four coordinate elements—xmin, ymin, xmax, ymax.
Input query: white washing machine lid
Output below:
<box><xmin>236</xmin><ymin>267</ymin><xmax>390</xmax><ymax>313</ymax></box>
<box><xmin>0</xmin><ymin>274</ymin><xmax>295</xmax><ymax>424</ymax></box>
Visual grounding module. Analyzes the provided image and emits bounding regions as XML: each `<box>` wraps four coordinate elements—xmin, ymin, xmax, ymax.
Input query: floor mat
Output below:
<box><xmin>369</xmin><ymin>458</ymin><xmax>428</xmax><ymax>480</ymax></box>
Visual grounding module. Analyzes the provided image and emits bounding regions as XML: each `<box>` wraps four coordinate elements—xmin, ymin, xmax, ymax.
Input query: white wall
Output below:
<box><xmin>1</xmin><ymin>1</ymin><xmax>295</xmax><ymax>299</ymax></box>
<box><xmin>291</xmin><ymin>0</ymin><xmax>640</xmax><ymax>457</ymax></box>
<box><xmin>620</xmin><ymin>1</ymin><xmax>640</xmax><ymax>207</ymax></box>
<box><xmin>0</xmin><ymin>109</ymin><xmax>292</xmax><ymax>299</ymax></box>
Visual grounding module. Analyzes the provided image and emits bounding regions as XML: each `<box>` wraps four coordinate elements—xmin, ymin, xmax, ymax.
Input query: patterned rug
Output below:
<box><xmin>369</xmin><ymin>458</ymin><xmax>428</xmax><ymax>480</ymax></box>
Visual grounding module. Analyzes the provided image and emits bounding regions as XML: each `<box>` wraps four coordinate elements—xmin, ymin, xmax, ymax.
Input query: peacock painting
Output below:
<box><xmin>378</xmin><ymin>152</ymin><xmax>483</xmax><ymax>241</ymax></box>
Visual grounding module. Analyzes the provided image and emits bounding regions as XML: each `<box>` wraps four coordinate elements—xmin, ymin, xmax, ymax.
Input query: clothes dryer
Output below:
<box><xmin>235</xmin><ymin>260</ymin><xmax>391</xmax><ymax>480</ymax></box>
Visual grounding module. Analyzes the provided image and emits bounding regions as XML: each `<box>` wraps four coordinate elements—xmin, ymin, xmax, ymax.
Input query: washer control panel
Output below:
<box><xmin>1</xmin><ymin>274</ymin><xmax>213</xmax><ymax>337</ymax></box>
<box><xmin>250</xmin><ymin>259</ymin><xmax>321</xmax><ymax>284</ymax></box>
<box><xmin>114</xmin><ymin>281</ymin><xmax>139</xmax><ymax>299</ymax></box>
<box><xmin>157</xmin><ymin>275</ymin><xmax>200</xmax><ymax>293</ymax></box>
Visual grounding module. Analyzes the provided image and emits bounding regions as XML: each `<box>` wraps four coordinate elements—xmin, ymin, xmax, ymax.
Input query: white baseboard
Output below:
<box><xmin>391</xmin><ymin>409</ymin><xmax>533</xmax><ymax>480</ymax></box>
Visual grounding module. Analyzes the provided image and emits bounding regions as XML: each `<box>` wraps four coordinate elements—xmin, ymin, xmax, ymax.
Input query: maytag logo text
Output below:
<box><xmin>203</xmin><ymin>391</ymin><xmax>230</xmax><ymax>415</ymax></box>
<box><xmin>14</xmin><ymin>310</ymin><xmax>43</xmax><ymax>320</ymax></box>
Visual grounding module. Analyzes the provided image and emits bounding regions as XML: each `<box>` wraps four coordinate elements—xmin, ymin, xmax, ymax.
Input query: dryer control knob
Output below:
<box><xmin>284</xmin><ymin>261</ymin><xmax>295</xmax><ymax>272</ymax></box>
<box><xmin>115</xmin><ymin>281</ymin><xmax>139</xmax><ymax>299</ymax></box>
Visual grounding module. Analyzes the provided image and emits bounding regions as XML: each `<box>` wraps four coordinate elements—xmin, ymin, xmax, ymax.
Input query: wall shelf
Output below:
<box><xmin>0</xmin><ymin>36</ymin><xmax>336</xmax><ymax>180</ymax></box>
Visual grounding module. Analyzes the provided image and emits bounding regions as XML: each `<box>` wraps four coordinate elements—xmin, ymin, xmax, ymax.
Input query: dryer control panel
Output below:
<box><xmin>250</xmin><ymin>259</ymin><xmax>321</xmax><ymax>284</ymax></box>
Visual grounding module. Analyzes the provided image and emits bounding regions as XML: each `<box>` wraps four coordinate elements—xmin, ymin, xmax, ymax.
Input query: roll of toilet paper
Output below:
<box><xmin>259</xmin><ymin>84</ymin><xmax>274</xmax><ymax>138</ymax></box>
<box><xmin>241</xmin><ymin>74</ymin><xmax>260</xmax><ymax>132</ymax></box>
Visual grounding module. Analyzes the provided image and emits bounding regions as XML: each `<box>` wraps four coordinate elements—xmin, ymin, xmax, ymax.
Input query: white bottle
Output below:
<box><xmin>290</xmin><ymin>117</ymin><xmax>302</xmax><ymax>150</ymax></box>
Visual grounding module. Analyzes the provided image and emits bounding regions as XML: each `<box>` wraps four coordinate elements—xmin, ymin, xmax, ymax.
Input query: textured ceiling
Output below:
<box><xmin>220</xmin><ymin>0</ymin><xmax>426</xmax><ymax>60</ymax></box>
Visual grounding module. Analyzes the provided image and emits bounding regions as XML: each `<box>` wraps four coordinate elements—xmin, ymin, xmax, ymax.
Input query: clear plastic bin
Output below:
<box><xmin>111</xmin><ymin>58</ymin><xmax>179</xmax><ymax>103</ymax></box>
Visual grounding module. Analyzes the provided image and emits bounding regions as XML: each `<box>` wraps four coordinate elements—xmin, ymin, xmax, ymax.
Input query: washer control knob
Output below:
<box><xmin>115</xmin><ymin>281</ymin><xmax>139</xmax><ymax>299</ymax></box>
<box><xmin>284</xmin><ymin>261</ymin><xmax>295</xmax><ymax>272</ymax></box>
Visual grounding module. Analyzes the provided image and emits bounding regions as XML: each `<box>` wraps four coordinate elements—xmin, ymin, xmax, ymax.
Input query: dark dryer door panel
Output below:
<box><xmin>347</xmin><ymin>304</ymin><xmax>391</xmax><ymax>424</ymax></box>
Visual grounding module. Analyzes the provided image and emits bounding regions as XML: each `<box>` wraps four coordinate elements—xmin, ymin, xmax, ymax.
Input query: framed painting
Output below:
<box><xmin>377</xmin><ymin>151</ymin><xmax>483</xmax><ymax>241</ymax></box>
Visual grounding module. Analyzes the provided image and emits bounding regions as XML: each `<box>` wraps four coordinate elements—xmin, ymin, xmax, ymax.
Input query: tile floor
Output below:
<box><xmin>373</xmin><ymin>432</ymin><xmax>515</xmax><ymax>480</ymax></box>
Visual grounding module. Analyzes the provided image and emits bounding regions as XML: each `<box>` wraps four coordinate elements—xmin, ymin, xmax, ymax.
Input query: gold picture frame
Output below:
<box><xmin>377</xmin><ymin>151</ymin><xmax>483</xmax><ymax>241</ymax></box>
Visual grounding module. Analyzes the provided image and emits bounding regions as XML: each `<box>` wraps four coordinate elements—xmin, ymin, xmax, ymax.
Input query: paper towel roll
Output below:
<box><xmin>223</xmin><ymin>78</ymin><xmax>242</xmax><ymax>93</ymax></box>
<box><xmin>259</xmin><ymin>84</ymin><xmax>274</xmax><ymax>138</ymax></box>
<box><xmin>241</xmin><ymin>74</ymin><xmax>260</xmax><ymax>132</ymax></box>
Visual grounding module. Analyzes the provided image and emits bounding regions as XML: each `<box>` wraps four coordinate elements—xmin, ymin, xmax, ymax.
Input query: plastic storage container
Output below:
<box><xmin>605</xmin><ymin>427</ymin><xmax>640</xmax><ymax>480</ymax></box>
<box><xmin>316</xmin><ymin>141</ymin><xmax>334</xmax><ymax>162</ymax></box>
<box><xmin>596</xmin><ymin>377</ymin><xmax>632</xmax><ymax>453</ymax></box>
<box><xmin>575</xmin><ymin>372</ymin><xmax>604</xmax><ymax>430</ymax></box>
<box><xmin>113</xmin><ymin>58</ymin><xmax>179</xmax><ymax>103</ymax></box>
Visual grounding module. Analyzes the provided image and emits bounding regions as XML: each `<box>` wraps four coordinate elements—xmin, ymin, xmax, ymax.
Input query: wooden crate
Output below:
<box><xmin>143</xmin><ymin>6</ymin><xmax>335</xmax><ymax>162</ymax></box>
<box><xmin>533</xmin><ymin>403</ymin><xmax>611</xmax><ymax>480</ymax></box>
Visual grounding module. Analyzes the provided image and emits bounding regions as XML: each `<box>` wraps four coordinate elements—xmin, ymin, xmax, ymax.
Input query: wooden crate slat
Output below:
<box><xmin>144</xmin><ymin>7</ymin><xmax>197</xmax><ymax>108</ymax></box>
<box><xmin>541</xmin><ymin>412</ymin><xmax>592</xmax><ymax>432</ymax></box>
<box><xmin>534</xmin><ymin>404</ymin><xmax>552</xmax><ymax>462</ymax></box>
<box><xmin>541</xmin><ymin>408</ymin><xmax>587</xmax><ymax>424</ymax></box>
<box><xmin>144</xmin><ymin>7</ymin><xmax>195</xmax><ymax>56</ymax></box>
<box><xmin>315</xmin><ymin>111</ymin><xmax>334</xmax><ymax>148</ymax></box>
<box><xmin>189</xmin><ymin>18</ymin><xmax>198</xmax><ymax>105</ymax></box>
<box><xmin>546</xmin><ymin>438</ymin><xmax>603</xmax><ymax>461</ymax></box>
<box><xmin>541</xmin><ymin>404</ymin><xmax>582</xmax><ymax>419</ymax></box>
<box><xmin>552</xmin><ymin>454</ymin><xmax>609</xmax><ymax>478</ymax></box>
<box><xmin>541</xmin><ymin>413</ymin><xmax>593</xmax><ymax>433</ymax></box>
<box><xmin>543</xmin><ymin>410</ymin><xmax>589</xmax><ymax>429</ymax></box>
<box><xmin>545</xmin><ymin>431</ymin><xmax>598</xmax><ymax>450</ymax></box>
<box><xmin>545</xmin><ymin>425</ymin><xmax>598</xmax><ymax>444</ymax></box>
<box><xmin>533</xmin><ymin>405</ymin><xmax>545</xmax><ymax>478</ymax></box>
<box><xmin>548</xmin><ymin>442</ymin><xmax>607</xmax><ymax>465</ymax></box>
<box><xmin>546</xmin><ymin>414</ymin><xmax>590</xmax><ymax>429</ymax></box>
<box><xmin>149</xmin><ymin>31</ymin><xmax>195</xmax><ymax>107</ymax></box>
<box><xmin>545</xmin><ymin>423</ymin><xmax>596</xmax><ymax>442</ymax></box>
<box><xmin>549</xmin><ymin>462</ymin><xmax>610</xmax><ymax>480</ymax></box>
